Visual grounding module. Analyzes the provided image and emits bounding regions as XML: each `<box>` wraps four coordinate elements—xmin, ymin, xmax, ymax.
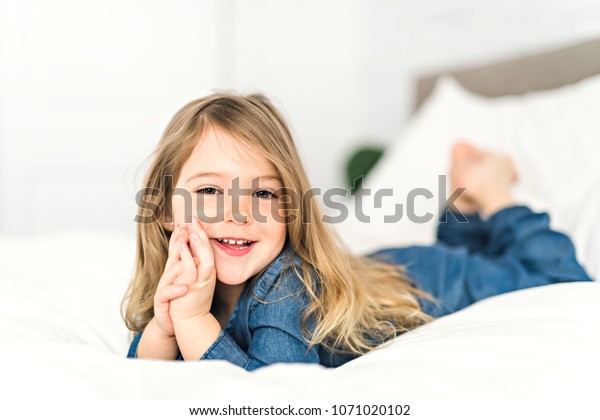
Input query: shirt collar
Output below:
<box><xmin>249</xmin><ymin>241</ymin><xmax>299</xmax><ymax>300</ymax></box>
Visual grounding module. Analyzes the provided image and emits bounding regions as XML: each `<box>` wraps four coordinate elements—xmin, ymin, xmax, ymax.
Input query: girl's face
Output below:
<box><xmin>171</xmin><ymin>127</ymin><xmax>287</xmax><ymax>286</ymax></box>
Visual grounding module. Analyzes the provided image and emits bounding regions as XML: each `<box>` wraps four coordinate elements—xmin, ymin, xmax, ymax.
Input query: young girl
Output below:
<box><xmin>123</xmin><ymin>93</ymin><xmax>591</xmax><ymax>370</ymax></box>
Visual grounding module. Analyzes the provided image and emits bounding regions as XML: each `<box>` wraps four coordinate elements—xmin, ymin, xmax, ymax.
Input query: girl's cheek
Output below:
<box><xmin>266</xmin><ymin>200</ymin><xmax>288</xmax><ymax>224</ymax></box>
<box><xmin>170</xmin><ymin>197</ymin><xmax>187</xmax><ymax>226</ymax></box>
<box><xmin>268</xmin><ymin>199</ymin><xmax>294</xmax><ymax>223</ymax></box>
<box><xmin>195</xmin><ymin>196</ymin><xmax>220</xmax><ymax>219</ymax></box>
<box><xmin>256</xmin><ymin>200</ymin><xmax>277</xmax><ymax>221</ymax></box>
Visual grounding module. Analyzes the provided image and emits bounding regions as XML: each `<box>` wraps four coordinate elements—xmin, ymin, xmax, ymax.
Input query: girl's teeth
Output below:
<box><xmin>218</xmin><ymin>238</ymin><xmax>251</xmax><ymax>245</ymax></box>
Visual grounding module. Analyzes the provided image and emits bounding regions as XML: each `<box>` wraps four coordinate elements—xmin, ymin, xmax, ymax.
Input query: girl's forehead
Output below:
<box><xmin>183</xmin><ymin>127</ymin><xmax>278</xmax><ymax>177</ymax></box>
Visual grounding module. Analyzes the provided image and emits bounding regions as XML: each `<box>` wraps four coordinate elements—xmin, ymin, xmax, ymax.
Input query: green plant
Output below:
<box><xmin>345</xmin><ymin>145</ymin><xmax>385</xmax><ymax>194</ymax></box>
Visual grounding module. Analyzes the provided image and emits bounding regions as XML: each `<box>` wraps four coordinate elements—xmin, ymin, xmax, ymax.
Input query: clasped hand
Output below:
<box><xmin>152</xmin><ymin>215</ymin><xmax>216</xmax><ymax>340</ymax></box>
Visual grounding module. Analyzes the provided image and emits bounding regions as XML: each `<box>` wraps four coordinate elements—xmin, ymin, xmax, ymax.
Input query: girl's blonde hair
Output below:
<box><xmin>123</xmin><ymin>92</ymin><xmax>437</xmax><ymax>356</ymax></box>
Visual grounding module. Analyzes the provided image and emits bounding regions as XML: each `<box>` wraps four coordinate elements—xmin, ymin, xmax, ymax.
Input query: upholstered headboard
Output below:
<box><xmin>414</xmin><ymin>37</ymin><xmax>600</xmax><ymax>111</ymax></box>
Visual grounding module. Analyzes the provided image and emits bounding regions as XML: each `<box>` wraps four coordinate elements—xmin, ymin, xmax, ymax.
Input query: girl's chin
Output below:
<box><xmin>215</xmin><ymin>269</ymin><xmax>251</xmax><ymax>286</ymax></box>
<box><xmin>216</xmin><ymin>277</ymin><xmax>248</xmax><ymax>286</ymax></box>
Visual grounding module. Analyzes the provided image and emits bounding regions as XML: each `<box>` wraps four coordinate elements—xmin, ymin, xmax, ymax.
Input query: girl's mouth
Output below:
<box><xmin>212</xmin><ymin>238</ymin><xmax>256</xmax><ymax>256</ymax></box>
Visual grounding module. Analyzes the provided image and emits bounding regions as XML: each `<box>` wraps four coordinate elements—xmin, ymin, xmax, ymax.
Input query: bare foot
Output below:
<box><xmin>449</xmin><ymin>141</ymin><xmax>480</xmax><ymax>214</ymax></box>
<box><xmin>449</xmin><ymin>140</ymin><xmax>519</xmax><ymax>217</ymax></box>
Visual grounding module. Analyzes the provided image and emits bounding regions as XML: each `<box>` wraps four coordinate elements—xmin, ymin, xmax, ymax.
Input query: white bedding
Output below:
<box><xmin>0</xmin><ymin>231</ymin><xmax>598</xmax><ymax>401</ymax></box>
<box><xmin>1</xmin><ymin>76</ymin><xmax>599</xmax><ymax>407</ymax></box>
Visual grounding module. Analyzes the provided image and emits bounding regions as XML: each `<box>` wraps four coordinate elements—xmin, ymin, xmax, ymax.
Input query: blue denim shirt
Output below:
<box><xmin>128</xmin><ymin>205</ymin><xmax>592</xmax><ymax>370</ymax></box>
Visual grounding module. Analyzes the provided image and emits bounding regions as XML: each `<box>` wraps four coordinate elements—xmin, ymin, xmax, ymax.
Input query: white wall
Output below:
<box><xmin>2</xmin><ymin>0</ymin><xmax>600</xmax><ymax>235</ymax></box>
<box><xmin>360</xmin><ymin>0</ymin><xmax>600</xmax><ymax>144</ymax></box>
<box><xmin>216</xmin><ymin>0</ymin><xmax>365</xmax><ymax>191</ymax></box>
<box><xmin>224</xmin><ymin>0</ymin><xmax>600</xmax><ymax>192</ymax></box>
<box><xmin>0</xmin><ymin>0</ymin><xmax>218</xmax><ymax>235</ymax></box>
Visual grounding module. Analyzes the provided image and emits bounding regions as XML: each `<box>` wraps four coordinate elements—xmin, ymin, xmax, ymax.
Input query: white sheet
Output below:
<box><xmin>0</xmin><ymin>231</ymin><xmax>598</xmax><ymax>401</ymax></box>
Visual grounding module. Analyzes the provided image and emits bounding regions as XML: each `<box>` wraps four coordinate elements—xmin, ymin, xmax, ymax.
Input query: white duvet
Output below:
<box><xmin>1</xmin><ymin>76</ymin><xmax>599</xmax><ymax>404</ymax></box>
<box><xmin>0</xmin><ymin>231</ymin><xmax>598</xmax><ymax>400</ymax></box>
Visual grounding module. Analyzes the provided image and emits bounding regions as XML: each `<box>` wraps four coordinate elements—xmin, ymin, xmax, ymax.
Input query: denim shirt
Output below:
<box><xmin>128</xmin><ymin>205</ymin><xmax>592</xmax><ymax>370</ymax></box>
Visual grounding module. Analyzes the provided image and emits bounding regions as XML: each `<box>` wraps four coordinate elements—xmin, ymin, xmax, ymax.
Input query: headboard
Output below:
<box><xmin>414</xmin><ymin>37</ymin><xmax>600</xmax><ymax>111</ymax></box>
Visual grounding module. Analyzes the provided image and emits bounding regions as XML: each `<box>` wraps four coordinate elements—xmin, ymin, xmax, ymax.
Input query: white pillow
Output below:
<box><xmin>333</xmin><ymin>75</ymin><xmax>600</xmax><ymax>280</ymax></box>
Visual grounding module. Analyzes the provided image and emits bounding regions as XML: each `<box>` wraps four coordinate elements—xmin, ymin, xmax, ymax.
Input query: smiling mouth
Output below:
<box><xmin>214</xmin><ymin>238</ymin><xmax>254</xmax><ymax>250</ymax></box>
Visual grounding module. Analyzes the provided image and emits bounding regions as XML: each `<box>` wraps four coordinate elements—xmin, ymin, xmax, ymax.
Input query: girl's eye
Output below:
<box><xmin>254</xmin><ymin>189</ymin><xmax>276</xmax><ymax>199</ymax></box>
<box><xmin>196</xmin><ymin>187</ymin><xmax>219</xmax><ymax>195</ymax></box>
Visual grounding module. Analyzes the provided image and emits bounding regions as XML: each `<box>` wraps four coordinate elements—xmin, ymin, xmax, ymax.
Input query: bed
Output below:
<box><xmin>1</xmin><ymin>38</ymin><xmax>599</xmax><ymax>415</ymax></box>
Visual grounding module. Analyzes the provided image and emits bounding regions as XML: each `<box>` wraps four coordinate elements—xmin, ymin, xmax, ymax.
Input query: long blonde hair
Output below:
<box><xmin>123</xmin><ymin>92</ymin><xmax>437</xmax><ymax>356</ymax></box>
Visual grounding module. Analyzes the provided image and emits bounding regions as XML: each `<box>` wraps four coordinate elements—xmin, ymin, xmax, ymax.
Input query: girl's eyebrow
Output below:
<box><xmin>185</xmin><ymin>172</ymin><xmax>224</xmax><ymax>183</ymax></box>
<box><xmin>185</xmin><ymin>172</ymin><xmax>281</xmax><ymax>184</ymax></box>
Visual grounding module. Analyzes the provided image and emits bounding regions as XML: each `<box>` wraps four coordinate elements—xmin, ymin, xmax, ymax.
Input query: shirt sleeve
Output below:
<box><xmin>127</xmin><ymin>331</ymin><xmax>142</xmax><ymax>358</ymax></box>
<box><xmin>201</xmin><ymin>269</ymin><xmax>320</xmax><ymax>371</ymax></box>
<box><xmin>127</xmin><ymin>320</ymin><xmax>316</xmax><ymax>370</ymax></box>
<box><xmin>126</xmin><ymin>271</ymin><xmax>319</xmax><ymax>369</ymax></box>
<box><xmin>126</xmin><ymin>330</ymin><xmax>184</xmax><ymax>360</ymax></box>
<box><xmin>373</xmin><ymin>205</ymin><xmax>593</xmax><ymax>318</ymax></box>
<box><xmin>436</xmin><ymin>208</ymin><xmax>489</xmax><ymax>254</ymax></box>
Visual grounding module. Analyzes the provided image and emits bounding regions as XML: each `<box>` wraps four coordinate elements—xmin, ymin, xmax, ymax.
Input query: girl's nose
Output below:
<box><xmin>223</xmin><ymin>192</ymin><xmax>251</xmax><ymax>225</ymax></box>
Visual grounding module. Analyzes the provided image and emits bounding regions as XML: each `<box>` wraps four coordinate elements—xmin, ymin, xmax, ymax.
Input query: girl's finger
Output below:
<box><xmin>155</xmin><ymin>284</ymin><xmax>188</xmax><ymax>305</ymax></box>
<box><xmin>190</xmin><ymin>215</ymin><xmax>211</xmax><ymax>242</ymax></box>
<box><xmin>189</xmin><ymin>216</ymin><xmax>215</xmax><ymax>281</ymax></box>
<box><xmin>164</xmin><ymin>226</ymin><xmax>189</xmax><ymax>271</ymax></box>
<box><xmin>167</xmin><ymin>225</ymin><xmax>180</xmax><ymax>255</ymax></box>
<box><xmin>178</xmin><ymin>241</ymin><xmax>197</xmax><ymax>285</ymax></box>
<box><xmin>165</xmin><ymin>230</ymin><xmax>182</xmax><ymax>271</ymax></box>
<box><xmin>157</xmin><ymin>261</ymin><xmax>183</xmax><ymax>289</ymax></box>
